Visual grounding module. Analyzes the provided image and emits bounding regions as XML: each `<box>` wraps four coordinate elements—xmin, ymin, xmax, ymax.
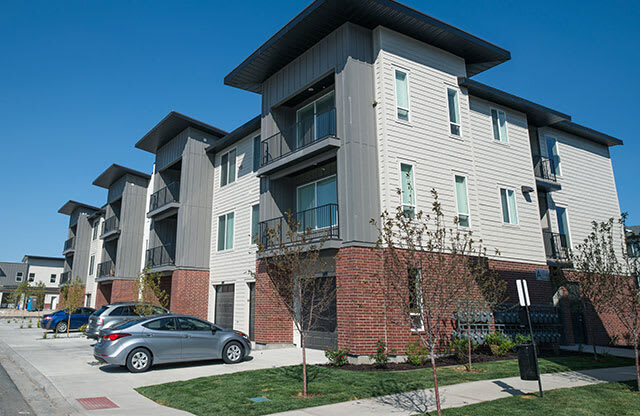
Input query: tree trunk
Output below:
<box><xmin>430</xmin><ymin>351</ymin><xmax>442</xmax><ymax>416</ymax></box>
<box><xmin>67</xmin><ymin>313</ymin><xmax>71</xmax><ymax>337</ymax></box>
<box><xmin>301</xmin><ymin>334</ymin><xmax>308</xmax><ymax>397</ymax></box>
<box><xmin>467</xmin><ymin>335</ymin><xmax>472</xmax><ymax>371</ymax></box>
<box><xmin>635</xmin><ymin>343</ymin><xmax>640</xmax><ymax>392</ymax></box>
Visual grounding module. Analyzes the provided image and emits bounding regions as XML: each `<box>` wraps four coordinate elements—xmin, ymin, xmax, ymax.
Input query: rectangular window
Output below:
<box><xmin>408</xmin><ymin>268</ymin><xmax>423</xmax><ymax>331</ymax></box>
<box><xmin>253</xmin><ymin>136</ymin><xmax>261</xmax><ymax>172</ymax></box>
<box><xmin>16</xmin><ymin>272</ymin><xmax>23</xmax><ymax>282</ymax></box>
<box><xmin>491</xmin><ymin>108</ymin><xmax>508</xmax><ymax>142</ymax></box>
<box><xmin>556</xmin><ymin>206</ymin><xmax>571</xmax><ymax>248</ymax></box>
<box><xmin>217</xmin><ymin>212</ymin><xmax>235</xmax><ymax>251</ymax></box>
<box><xmin>92</xmin><ymin>222</ymin><xmax>98</xmax><ymax>240</ymax></box>
<box><xmin>251</xmin><ymin>204</ymin><xmax>260</xmax><ymax>244</ymax></box>
<box><xmin>296</xmin><ymin>91</ymin><xmax>336</xmax><ymax>147</ymax></box>
<box><xmin>500</xmin><ymin>188</ymin><xmax>518</xmax><ymax>225</ymax></box>
<box><xmin>395</xmin><ymin>70</ymin><xmax>410</xmax><ymax>122</ymax></box>
<box><xmin>50</xmin><ymin>274</ymin><xmax>56</xmax><ymax>283</ymax></box>
<box><xmin>447</xmin><ymin>88</ymin><xmax>461</xmax><ymax>136</ymax></box>
<box><xmin>220</xmin><ymin>149</ymin><xmax>237</xmax><ymax>187</ymax></box>
<box><xmin>546</xmin><ymin>137</ymin><xmax>561</xmax><ymax>175</ymax></box>
<box><xmin>454</xmin><ymin>175</ymin><xmax>470</xmax><ymax>227</ymax></box>
<box><xmin>400</xmin><ymin>163</ymin><xmax>415</xmax><ymax>218</ymax></box>
<box><xmin>296</xmin><ymin>176</ymin><xmax>338</xmax><ymax>230</ymax></box>
<box><xmin>28</xmin><ymin>273</ymin><xmax>35</xmax><ymax>282</ymax></box>
<box><xmin>89</xmin><ymin>255</ymin><xmax>95</xmax><ymax>276</ymax></box>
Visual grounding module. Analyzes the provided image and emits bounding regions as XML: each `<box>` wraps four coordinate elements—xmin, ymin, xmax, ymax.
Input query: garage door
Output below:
<box><xmin>215</xmin><ymin>284</ymin><xmax>235</xmax><ymax>329</ymax></box>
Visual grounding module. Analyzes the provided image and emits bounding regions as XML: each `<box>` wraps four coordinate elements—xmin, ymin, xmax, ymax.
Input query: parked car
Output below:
<box><xmin>93</xmin><ymin>314</ymin><xmax>251</xmax><ymax>372</ymax></box>
<box><xmin>41</xmin><ymin>307</ymin><xmax>96</xmax><ymax>333</ymax></box>
<box><xmin>85</xmin><ymin>302</ymin><xmax>169</xmax><ymax>340</ymax></box>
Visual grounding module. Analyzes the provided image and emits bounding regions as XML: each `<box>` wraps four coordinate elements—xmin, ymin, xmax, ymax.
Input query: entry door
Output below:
<box><xmin>248</xmin><ymin>282</ymin><xmax>255</xmax><ymax>341</ymax></box>
<box><xmin>302</xmin><ymin>276</ymin><xmax>337</xmax><ymax>350</ymax></box>
<box><xmin>215</xmin><ymin>284</ymin><xmax>235</xmax><ymax>329</ymax></box>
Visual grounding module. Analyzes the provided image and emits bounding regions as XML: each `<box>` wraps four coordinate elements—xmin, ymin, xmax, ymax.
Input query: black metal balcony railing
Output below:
<box><xmin>149</xmin><ymin>182</ymin><xmax>180</xmax><ymax>212</ymax></box>
<box><xmin>97</xmin><ymin>260</ymin><xmax>115</xmax><ymax>278</ymax></box>
<box><xmin>63</xmin><ymin>237</ymin><xmax>75</xmax><ymax>252</ymax></box>
<box><xmin>259</xmin><ymin>204</ymin><xmax>339</xmax><ymax>249</ymax></box>
<box><xmin>146</xmin><ymin>244</ymin><xmax>176</xmax><ymax>268</ymax></box>
<box><xmin>543</xmin><ymin>231</ymin><xmax>570</xmax><ymax>261</ymax></box>
<box><xmin>60</xmin><ymin>271</ymin><xmax>70</xmax><ymax>285</ymax></box>
<box><xmin>261</xmin><ymin>108</ymin><xmax>336</xmax><ymax>167</ymax></box>
<box><xmin>533</xmin><ymin>156</ymin><xmax>557</xmax><ymax>182</ymax></box>
<box><xmin>102</xmin><ymin>216</ymin><xmax>120</xmax><ymax>236</ymax></box>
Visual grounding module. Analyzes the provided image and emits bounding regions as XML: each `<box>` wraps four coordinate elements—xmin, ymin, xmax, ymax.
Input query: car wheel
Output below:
<box><xmin>222</xmin><ymin>341</ymin><xmax>243</xmax><ymax>364</ymax></box>
<box><xmin>55</xmin><ymin>321</ymin><xmax>67</xmax><ymax>333</ymax></box>
<box><xmin>126</xmin><ymin>348</ymin><xmax>152</xmax><ymax>373</ymax></box>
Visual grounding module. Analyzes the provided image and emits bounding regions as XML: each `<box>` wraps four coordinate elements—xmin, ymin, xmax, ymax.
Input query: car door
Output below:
<box><xmin>176</xmin><ymin>317</ymin><xmax>220</xmax><ymax>360</ymax></box>
<box><xmin>141</xmin><ymin>317</ymin><xmax>182</xmax><ymax>363</ymax></box>
<box><xmin>69</xmin><ymin>308</ymin><xmax>84</xmax><ymax>329</ymax></box>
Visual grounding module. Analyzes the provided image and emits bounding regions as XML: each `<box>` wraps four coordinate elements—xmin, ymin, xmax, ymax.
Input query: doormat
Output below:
<box><xmin>76</xmin><ymin>397</ymin><xmax>119</xmax><ymax>410</ymax></box>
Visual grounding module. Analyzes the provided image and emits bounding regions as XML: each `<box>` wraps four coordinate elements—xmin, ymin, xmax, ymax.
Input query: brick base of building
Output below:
<box><xmin>95</xmin><ymin>280</ymin><xmax>137</xmax><ymax>306</ymax></box>
<box><xmin>167</xmin><ymin>269</ymin><xmax>209</xmax><ymax>320</ymax></box>
<box><xmin>254</xmin><ymin>260</ymin><xmax>293</xmax><ymax>344</ymax></box>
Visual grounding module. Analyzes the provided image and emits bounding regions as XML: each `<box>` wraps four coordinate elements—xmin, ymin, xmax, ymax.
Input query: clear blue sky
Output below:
<box><xmin>1</xmin><ymin>0</ymin><xmax>638</xmax><ymax>261</ymax></box>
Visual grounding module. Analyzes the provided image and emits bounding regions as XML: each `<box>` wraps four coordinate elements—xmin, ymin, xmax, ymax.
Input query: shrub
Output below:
<box><xmin>513</xmin><ymin>333</ymin><xmax>531</xmax><ymax>345</ymax></box>
<box><xmin>42</xmin><ymin>332</ymin><xmax>47</xmax><ymax>339</ymax></box>
<box><xmin>487</xmin><ymin>331</ymin><xmax>515</xmax><ymax>356</ymax></box>
<box><xmin>447</xmin><ymin>336</ymin><xmax>478</xmax><ymax>363</ymax></box>
<box><xmin>406</xmin><ymin>342</ymin><xmax>429</xmax><ymax>366</ymax></box>
<box><xmin>79</xmin><ymin>324</ymin><xmax>88</xmax><ymax>333</ymax></box>
<box><xmin>370</xmin><ymin>339</ymin><xmax>395</xmax><ymax>368</ymax></box>
<box><xmin>325</xmin><ymin>347</ymin><xmax>350</xmax><ymax>366</ymax></box>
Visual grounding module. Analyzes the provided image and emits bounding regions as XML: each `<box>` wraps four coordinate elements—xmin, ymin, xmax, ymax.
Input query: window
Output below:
<box><xmin>89</xmin><ymin>255</ymin><xmax>95</xmax><ymax>276</ymax></box>
<box><xmin>220</xmin><ymin>149</ymin><xmax>237</xmax><ymax>187</ymax></box>
<box><xmin>454</xmin><ymin>175</ymin><xmax>470</xmax><ymax>227</ymax></box>
<box><xmin>296</xmin><ymin>91</ymin><xmax>335</xmax><ymax>147</ymax></box>
<box><xmin>629</xmin><ymin>241</ymin><xmax>640</xmax><ymax>258</ymax></box>
<box><xmin>92</xmin><ymin>222</ymin><xmax>98</xmax><ymax>240</ymax></box>
<box><xmin>50</xmin><ymin>274</ymin><xmax>56</xmax><ymax>284</ymax></box>
<box><xmin>253</xmin><ymin>135</ymin><xmax>261</xmax><ymax>172</ymax></box>
<box><xmin>447</xmin><ymin>88</ymin><xmax>461</xmax><ymax>136</ymax></box>
<box><xmin>491</xmin><ymin>108</ymin><xmax>508</xmax><ymax>142</ymax></box>
<box><xmin>177</xmin><ymin>317</ymin><xmax>211</xmax><ymax>331</ymax></box>
<box><xmin>296</xmin><ymin>176</ymin><xmax>338</xmax><ymax>230</ymax></box>
<box><xmin>217</xmin><ymin>212</ymin><xmax>235</xmax><ymax>251</ymax></box>
<box><xmin>408</xmin><ymin>268</ymin><xmax>423</xmax><ymax>331</ymax></box>
<box><xmin>143</xmin><ymin>317</ymin><xmax>177</xmax><ymax>331</ymax></box>
<box><xmin>28</xmin><ymin>273</ymin><xmax>35</xmax><ymax>282</ymax></box>
<box><xmin>556</xmin><ymin>207</ymin><xmax>571</xmax><ymax>248</ymax></box>
<box><xmin>500</xmin><ymin>188</ymin><xmax>518</xmax><ymax>225</ymax></box>
<box><xmin>400</xmin><ymin>163</ymin><xmax>416</xmax><ymax>218</ymax></box>
<box><xmin>546</xmin><ymin>137</ymin><xmax>561</xmax><ymax>175</ymax></box>
<box><xmin>395</xmin><ymin>70</ymin><xmax>410</xmax><ymax>121</ymax></box>
<box><xmin>16</xmin><ymin>272</ymin><xmax>23</xmax><ymax>282</ymax></box>
<box><xmin>251</xmin><ymin>204</ymin><xmax>260</xmax><ymax>244</ymax></box>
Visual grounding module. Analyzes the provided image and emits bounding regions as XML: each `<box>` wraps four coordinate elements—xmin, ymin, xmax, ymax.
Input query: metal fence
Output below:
<box><xmin>543</xmin><ymin>230</ymin><xmax>570</xmax><ymax>260</ymax></box>
<box><xmin>533</xmin><ymin>156</ymin><xmax>557</xmax><ymax>182</ymax></box>
<box><xmin>97</xmin><ymin>260</ymin><xmax>115</xmax><ymax>278</ymax></box>
<box><xmin>258</xmin><ymin>204</ymin><xmax>339</xmax><ymax>249</ymax></box>
<box><xmin>63</xmin><ymin>237</ymin><xmax>75</xmax><ymax>252</ymax></box>
<box><xmin>102</xmin><ymin>216</ymin><xmax>120</xmax><ymax>235</ymax></box>
<box><xmin>149</xmin><ymin>182</ymin><xmax>180</xmax><ymax>212</ymax></box>
<box><xmin>145</xmin><ymin>244</ymin><xmax>176</xmax><ymax>268</ymax></box>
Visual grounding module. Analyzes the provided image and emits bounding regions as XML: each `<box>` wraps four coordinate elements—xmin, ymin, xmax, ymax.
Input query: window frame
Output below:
<box><xmin>555</xmin><ymin>205</ymin><xmax>572</xmax><ymax>248</ymax></box>
<box><xmin>399</xmin><ymin>162</ymin><xmax>417</xmax><ymax>218</ymax></box>
<box><xmin>490</xmin><ymin>107</ymin><xmax>509</xmax><ymax>143</ymax></box>
<box><xmin>252</xmin><ymin>135</ymin><xmax>261</xmax><ymax>172</ymax></box>
<box><xmin>545</xmin><ymin>136</ymin><xmax>562</xmax><ymax>176</ymax></box>
<box><xmin>295</xmin><ymin>90</ymin><xmax>336</xmax><ymax>147</ymax></box>
<box><xmin>499</xmin><ymin>187</ymin><xmax>519</xmax><ymax>225</ymax></box>
<box><xmin>408</xmin><ymin>267</ymin><xmax>424</xmax><ymax>332</ymax></box>
<box><xmin>295</xmin><ymin>175</ymin><xmax>338</xmax><ymax>231</ymax></box>
<box><xmin>394</xmin><ymin>68</ymin><xmax>411</xmax><ymax>123</ymax></box>
<box><xmin>16</xmin><ymin>272</ymin><xmax>23</xmax><ymax>282</ymax></box>
<box><xmin>89</xmin><ymin>254</ymin><xmax>95</xmax><ymax>276</ymax></box>
<box><xmin>50</xmin><ymin>274</ymin><xmax>56</xmax><ymax>284</ymax></box>
<box><xmin>250</xmin><ymin>203</ymin><xmax>260</xmax><ymax>245</ymax></box>
<box><xmin>28</xmin><ymin>273</ymin><xmax>35</xmax><ymax>282</ymax></box>
<box><xmin>446</xmin><ymin>87</ymin><xmax>462</xmax><ymax>137</ymax></box>
<box><xmin>217</xmin><ymin>211</ymin><xmax>235</xmax><ymax>252</ymax></box>
<box><xmin>454</xmin><ymin>174</ymin><xmax>470</xmax><ymax>228</ymax></box>
<box><xmin>92</xmin><ymin>222</ymin><xmax>98</xmax><ymax>240</ymax></box>
<box><xmin>220</xmin><ymin>148</ymin><xmax>237</xmax><ymax>187</ymax></box>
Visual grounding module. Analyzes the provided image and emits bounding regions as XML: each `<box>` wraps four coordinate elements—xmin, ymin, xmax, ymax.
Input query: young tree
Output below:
<box><xmin>58</xmin><ymin>277</ymin><xmax>85</xmax><ymax>337</ymax></box>
<box><xmin>132</xmin><ymin>268</ymin><xmax>169</xmax><ymax>316</ymax></box>
<box><xmin>371</xmin><ymin>189</ymin><xmax>502</xmax><ymax>416</ymax></box>
<box><xmin>572</xmin><ymin>216</ymin><xmax>640</xmax><ymax>390</ymax></box>
<box><xmin>32</xmin><ymin>282</ymin><xmax>47</xmax><ymax>319</ymax></box>
<box><xmin>13</xmin><ymin>281</ymin><xmax>31</xmax><ymax>310</ymax></box>
<box><xmin>253</xmin><ymin>212</ymin><xmax>335</xmax><ymax>397</ymax></box>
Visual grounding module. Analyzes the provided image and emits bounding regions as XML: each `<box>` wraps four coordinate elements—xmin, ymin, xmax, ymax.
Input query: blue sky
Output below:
<box><xmin>0</xmin><ymin>0</ymin><xmax>638</xmax><ymax>261</ymax></box>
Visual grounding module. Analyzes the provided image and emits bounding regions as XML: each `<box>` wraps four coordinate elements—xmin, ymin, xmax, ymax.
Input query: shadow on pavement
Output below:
<box><xmin>493</xmin><ymin>380</ymin><xmax>526</xmax><ymax>395</ymax></box>
<box><xmin>98</xmin><ymin>355</ymin><xmax>254</xmax><ymax>373</ymax></box>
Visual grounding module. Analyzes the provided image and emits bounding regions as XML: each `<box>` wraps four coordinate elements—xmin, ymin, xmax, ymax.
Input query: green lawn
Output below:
<box><xmin>136</xmin><ymin>354</ymin><xmax>634</xmax><ymax>416</ymax></box>
<box><xmin>429</xmin><ymin>381</ymin><xmax>640</xmax><ymax>415</ymax></box>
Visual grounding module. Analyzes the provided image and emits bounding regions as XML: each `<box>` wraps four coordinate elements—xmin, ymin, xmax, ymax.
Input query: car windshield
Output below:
<box><xmin>92</xmin><ymin>306</ymin><xmax>109</xmax><ymax>317</ymax></box>
<box><xmin>112</xmin><ymin>318</ymin><xmax>145</xmax><ymax>330</ymax></box>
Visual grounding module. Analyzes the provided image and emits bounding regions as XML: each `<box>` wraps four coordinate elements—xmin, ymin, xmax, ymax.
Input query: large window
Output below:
<box><xmin>251</xmin><ymin>204</ymin><xmax>260</xmax><ymax>244</ymax></box>
<box><xmin>296</xmin><ymin>91</ymin><xmax>335</xmax><ymax>147</ymax></box>
<box><xmin>50</xmin><ymin>274</ymin><xmax>56</xmax><ymax>284</ymax></box>
<box><xmin>253</xmin><ymin>136</ymin><xmax>261</xmax><ymax>172</ymax></box>
<box><xmin>89</xmin><ymin>255</ymin><xmax>95</xmax><ymax>276</ymax></box>
<box><xmin>491</xmin><ymin>108</ymin><xmax>508</xmax><ymax>142</ymax></box>
<box><xmin>220</xmin><ymin>149</ymin><xmax>237</xmax><ymax>187</ymax></box>
<box><xmin>546</xmin><ymin>137</ymin><xmax>561</xmax><ymax>175</ymax></box>
<box><xmin>408</xmin><ymin>268</ymin><xmax>423</xmax><ymax>331</ymax></box>
<box><xmin>500</xmin><ymin>188</ymin><xmax>518</xmax><ymax>225</ymax></box>
<box><xmin>447</xmin><ymin>88</ymin><xmax>461</xmax><ymax>136</ymax></box>
<box><xmin>217</xmin><ymin>212</ymin><xmax>235</xmax><ymax>251</ymax></box>
<box><xmin>455</xmin><ymin>175</ymin><xmax>470</xmax><ymax>227</ymax></box>
<box><xmin>400</xmin><ymin>163</ymin><xmax>416</xmax><ymax>218</ymax></box>
<box><xmin>92</xmin><ymin>222</ymin><xmax>98</xmax><ymax>240</ymax></box>
<box><xmin>395</xmin><ymin>70</ymin><xmax>410</xmax><ymax>122</ymax></box>
<box><xmin>16</xmin><ymin>272</ymin><xmax>23</xmax><ymax>282</ymax></box>
<box><xmin>556</xmin><ymin>206</ymin><xmax>571</xmax><ymax>248</ymax></box>
<box><xmin>296</xmin><ymin>176</ymin><xmax>338</xmax><ymax>230</ymax></box>
<box><xmin>28</xmin><ymin>273</ymin><xmax>35</xmax><ymax>282</ymax></box>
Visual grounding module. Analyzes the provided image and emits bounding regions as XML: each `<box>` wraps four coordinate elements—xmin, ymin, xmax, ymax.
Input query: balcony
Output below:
<box><xmin>100</xmin><ymin>216</ymin><xmax>120</xmax><ymax>240</ymax></box>
<box><xmin>258</xmin><ymin>108</ymin><xmax>340</xmax><ymax>176</ymax></box>
<box><xmin>148</xmin><ymin>182</ymin><xmax>180</xmax><ymax>219</ymax></box>
<box><xmin>258</xmin><ymin>204</ymin><xmax>340</xmax><ymax>250</ymax></box>
<box><xmin>97</xmin><ymin>260</ymin><xmax>115</xmax><ymax>279</ymax></box>
<box><xmin>543</xmin><ymin>231</ymin><xmax>570</xmax><ymax>262</ymax></box>
<box><xmin>60</xmin><ymin>271</ymin><xmax>70</xmax><ymax>285</ymax></box>
<box><xmin>62</xmin><ymin>237</ymin><xmax>75</xmax><ymax>255</ymax></box>
<box><xmin>145</xmin><ymin>244</ymin><xmax>176</xmax><ymax>269</ymax></box>
<box><xmin>533</xmin><ymin>156</ymin><xmax>561</xmax><ymax>191</ymax></box>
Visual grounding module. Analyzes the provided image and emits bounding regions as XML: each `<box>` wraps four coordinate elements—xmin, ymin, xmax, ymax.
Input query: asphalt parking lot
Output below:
<box><xmin>0</xmin><ymin>320</ymin><xmax>327</xmax><ymax>415</ymax></box>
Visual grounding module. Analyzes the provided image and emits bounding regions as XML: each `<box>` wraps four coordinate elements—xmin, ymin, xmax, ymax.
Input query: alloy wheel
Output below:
<box><xmin>227</xmin><ymin>344</ymin><xmax>241</xmax><ymax>362</ymax></box>
<box><xmin>131</xmin><ymin>351</ymin><xmax>149</xmax><ymax>370</ymax></box>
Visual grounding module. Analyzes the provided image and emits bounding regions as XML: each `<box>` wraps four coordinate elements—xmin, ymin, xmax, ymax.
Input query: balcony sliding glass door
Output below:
<box><xmin>296</xmin><ymin>91</ymin><xmax>336</xmax><ymax>148</ymax></box>
<box><xmin>296</xmin><ymin>176</ymin><xmax>337</xmax><ymax>231</ymax></box>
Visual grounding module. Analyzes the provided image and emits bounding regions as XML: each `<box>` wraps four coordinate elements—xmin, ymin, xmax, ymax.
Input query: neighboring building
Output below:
<box><xmin>84</xmin><ymin>209</ymin><xmax>105</xmax><ymax>308</ymax></box>
<box><xmin>627</xmin><ymin>225</ymin><xmax>640</xmax><ymax>258</ymax></box>
<box><xmin>0</xmin><ymin>261</ymin><xmax>28</xmax><ymax>308</ymax></box>
<box><xmin>0</xmin><ymin>256</ymin><xmax>64</xmax><ymax>309</ymax></box>
<box><xmin>58</xmin><ymin>200</ymin><xmax>101</xmax><ymax>286</ymax></box>
<box><xmin>91</xmin><ymin>164</ymin><xmax>151</xmax><ymax>306</ymax></box>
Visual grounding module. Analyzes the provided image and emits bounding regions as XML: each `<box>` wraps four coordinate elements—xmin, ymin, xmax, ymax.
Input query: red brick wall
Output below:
<box><xmin>487</xmin><ymin>260</ymin><xmax>553</xmax><ymax>305</ymax></box>
<box><xmin>169</xmin><ymin>270</ymin><xmax>209</xmax><ymax>320</ymax></box>
<box><xmin>254</xmin><ymin>260</ymin><xmax>293</xmax><ymax>344</ymax></box>
<box><xmin>96</xmin><ymin>283</ymin><xmax>112</xmax><ymax>307</ymax></box>
<box><xmin>110</xmin><ymin>280</ymin><xmax>136</xmax><ymax>303</ymax></box>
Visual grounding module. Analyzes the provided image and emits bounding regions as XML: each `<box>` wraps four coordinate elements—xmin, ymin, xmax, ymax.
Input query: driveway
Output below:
<box><xmin>0</xmin><ymin>321</ymin><xmax>327</xmax><ymax>415</ymax></box>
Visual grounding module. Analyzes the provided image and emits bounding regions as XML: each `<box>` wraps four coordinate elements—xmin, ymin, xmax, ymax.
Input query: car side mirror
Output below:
<box><xmin>211</xmin><ymin>327</ymin><xmax>217</xmax><ymax>334</ymax></box>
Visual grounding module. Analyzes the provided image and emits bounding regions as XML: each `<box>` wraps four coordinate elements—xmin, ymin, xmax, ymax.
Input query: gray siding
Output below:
<box><xmin>114</xmin><ymin>174</ymin><xmax>149</xmax><ymax>279</ymax></box>
<box><xmin>0</xmin><ymin>262</ymin><xmax>28</xmax><ymax>288</ymax></box>
<box><xmin>69</xmin><ymin>207</ymin><xmax>95</xmax><ymax>283</ymax></box>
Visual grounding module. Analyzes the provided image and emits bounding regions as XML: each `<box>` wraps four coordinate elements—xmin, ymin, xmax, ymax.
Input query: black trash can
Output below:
<box><xmin>517</xmin><ymin>343</ymin><xmax>539</xmax><ymax>381</ymax></box>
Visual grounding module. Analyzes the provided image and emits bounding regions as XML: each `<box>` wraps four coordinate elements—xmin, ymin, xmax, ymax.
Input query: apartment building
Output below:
<box><xmin>220</xmin><ymin>0</ymin><xmax>624</xmax><ymax>354</ymax></box>
<box><xmin>85</xmin><ymin>209</ymin><xmax>105</xmax><ymax>308</ymax></box>
<box><xmin>58</xmin><ymin>200</ymin><xmax>101</xmax><ymax>287</ymax></box>
<box><xmin>0</xmin><ymin>255</ymin><xmax>64</xmax><ymax>309</ymax></box>
<box><xmin>92</xmin><ymin>164</ymin><xmax>151</xmax><ymax>306</ymax></box>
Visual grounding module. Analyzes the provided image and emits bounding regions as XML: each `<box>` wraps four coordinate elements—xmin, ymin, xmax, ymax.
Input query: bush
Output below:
<box><xmin>370</xmin><ymin>339</ymin><xmax>395</xmax><ymax>368</ymax></box>
<box><xmin>79</xmin><ymin>324</ymin><xmax>88</xmax><ymax>333</ymax></box>
<box><xmin>325</xmin><ymin>347</ymin><xmax>350</xmax><ymax>366</ymax></box>
<box><xmin>513</xmin><ymin>333</ymin><xmax>531</xmax><ymax>345</ymax></box>
<box><xmin>406</xmin><ymin>342</ymin><xmax>429</xmax><ymax>366</ymax></box>
<box><xmin>447</xmin><ymin>336</ymin><xmax>478</xmax><ymax>362</ymax></box>
<box><xmin>487</xmin><ymin>331</ymin><xmax>515</xmax><ymax>356</ymax></box>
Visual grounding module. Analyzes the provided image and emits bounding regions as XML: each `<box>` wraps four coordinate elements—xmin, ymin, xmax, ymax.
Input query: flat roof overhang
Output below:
<box><xmin>58</xmin><ymin>200</ymin><xmax>101</xmax><ymax>216</ymax></box>
<box><xmin>136</xmin><ymin>111</ymin><xmax>228</xmax><ymax>154</ymax></box>
<box><xmin>93</xmin><ymin>164</ymin><xmax>151</xmax><ymax>189</ymax></box>
<box><xmin>22</xmin><ymin>255</ymin><xmax>65</xmax><ymax>263</ymax></box>
<box><xmin>550</xmin><ymin>120</ymin><xmax>623</xmax><ymax>147</ymax></box>
<box><xmin>206</xmin><ymin>115</ymin><xmax>261</xmax><ymax>154</ymax></box>
<box><xmin>224</xmin><ymin>0</ymin><xmax>511</xmax><ymax>93</ymax></box>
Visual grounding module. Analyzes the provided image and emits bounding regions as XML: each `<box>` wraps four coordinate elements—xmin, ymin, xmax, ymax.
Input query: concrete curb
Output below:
<box><xmin>0</xmin><ymin>337</ymin><xmax>83</xmax><ymax>416</ymax></box>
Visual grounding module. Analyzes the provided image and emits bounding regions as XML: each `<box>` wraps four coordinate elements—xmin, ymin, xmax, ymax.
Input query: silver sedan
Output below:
<box><xmin>93</xmin><ymin>314</ymin><xmax>251</xmax><ymax>372</ymax></box>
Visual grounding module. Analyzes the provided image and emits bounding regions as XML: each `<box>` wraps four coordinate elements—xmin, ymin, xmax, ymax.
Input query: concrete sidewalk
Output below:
<box><xmin>561</xmin><ymin>344</ymin><xmax>637</xmax><ymax>359</ymax></box>
<box><xmin>272</xmin><ymin>366</ymin><xmax>637</xmax><ymax>416</ymax></box>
